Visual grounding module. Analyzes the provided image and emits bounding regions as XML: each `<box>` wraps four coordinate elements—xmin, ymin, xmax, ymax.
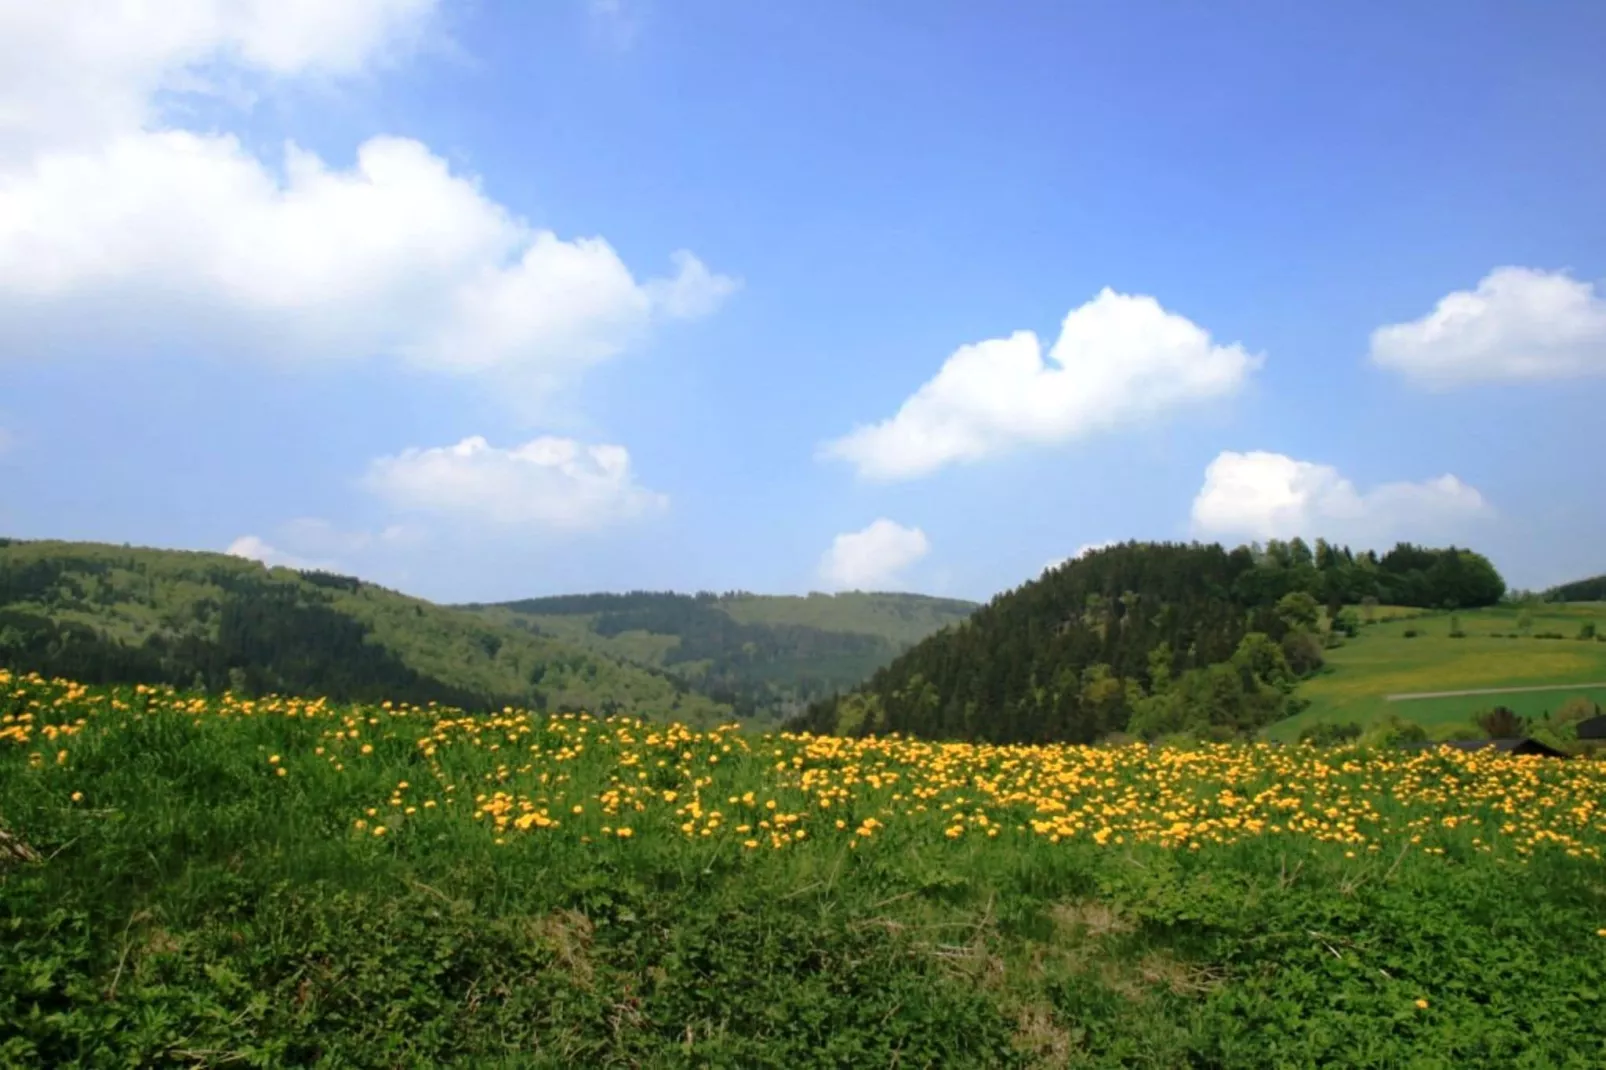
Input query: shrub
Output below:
<box><xmin>1475</xmin><ymin>705</ymin><xmax>1528</xmax><ymax>738</ymax></box>
<box><xmin>1298</xmin><ymin>721</ymin><xmax>1362</xmax><ymax>746</ymax></box>
<box><xmin>1361</xmin><ymin>714</ymin><xmax>1428</xmax><ymax>747</ymax></box>
<box><xmin>1402</xmin><ymin>628</ymin><xmax>1419</xmax><ymax>639</ymax></box>
<box><xmin>1579</xmin><ymin>622</ymin><xmax>1597</xmax><ymax>641</ymax></box>
<box><xmin>1280</xmin><ymin>631</ymin><xmax>1325</xmax><ymax>676</ymax></box>
<box><xmin>1431</xmin><ymin>721</ymin><xmax>1485</xmax><ymax>742</ymax></box>
<box><xmin>1448</xmin><ymin>614</ymin><xmax>1464</xmax><ymax>638</ymax></box>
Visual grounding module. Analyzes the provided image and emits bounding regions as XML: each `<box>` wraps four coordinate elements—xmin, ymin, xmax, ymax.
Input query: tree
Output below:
<box><xmin>1275</xmin><ymin>591</ymin><xmax>1320</xmax><ymax>634</ymax></box>
<box><xmin>1360</xmin><ymin>595</ymin><xmax>1379</xmax><ymax>623</ymax></box>
<box><xmin>1280</xmin><ymin>630</ymin><xmax>1325</xmax><ymax>676</ymax></box>
<box><xmin>1475</xmin><ymin>705</ymin><xmax>1527</xmax><ymax>738</ymax></box>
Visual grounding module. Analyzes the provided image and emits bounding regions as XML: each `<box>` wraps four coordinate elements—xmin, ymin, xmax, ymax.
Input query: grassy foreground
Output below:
<box><xmin>4</xmin><ymin>672</ymin><xmax>1606</xmax><ymax>1067</ymax></box>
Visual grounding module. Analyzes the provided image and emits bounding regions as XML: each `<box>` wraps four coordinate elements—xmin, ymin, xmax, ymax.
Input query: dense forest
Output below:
<box><xmin>0</xmin><ymin>541</ymin><xmax>725</xmax><ymax>722</ymax></box>
<box><xmin>462</xmin><ymin>590</ymin><xmax>977</xmax><ymax>721</ymax></box>
<box><xmin>788</xmin><ymin>539</ymin><xmax>1507</xmax><ymax>745</ymax></box>
<box><xmin>1546</xmin><ymin>573</ymin><xmax>1606</xmax><ymax>603</ymax></box>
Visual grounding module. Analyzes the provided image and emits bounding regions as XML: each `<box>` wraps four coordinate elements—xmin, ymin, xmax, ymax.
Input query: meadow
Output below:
<box><xmin>1273</xmin><ymin>602</ymin><xmax>1606</xmax><ymax>739</ymax></box>
<box><xmin>4</xmin><ymin>670</ymin><xmax>1606</xmax><ymax>1067</ymax></box>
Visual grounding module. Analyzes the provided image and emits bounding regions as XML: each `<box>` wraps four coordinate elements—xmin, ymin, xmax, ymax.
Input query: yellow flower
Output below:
<box><xmin>70</xmin><ymin>791</ymin><xmax>83</xmax><ymax>802</ymax></box>
<box><xmin>616</xmin><ymin>827</ymin><xmax>634</xmax><ymax>838</ymax></box>
<box><xmin>276</xmin><ymin>767</ymin><xmax>287</xmax><ymax>777</ymax></box>
<box><xmin>1414</xmin><ymin>998</ymin><xmax>1429</xmax><ymax>1010</ymax></box>
<box><xmin>268</xmin><ymin>754</ymin><xmax>281</xmax><ymax>764</ymax></box>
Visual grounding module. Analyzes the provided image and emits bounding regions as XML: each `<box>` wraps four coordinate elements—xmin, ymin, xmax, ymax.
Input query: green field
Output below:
<box><xmin>1273</xmin><ymin>602</ymin><xmax>1606</xmax><ymax>739</ymax></box>
<box><xmin>5</xmin><ymin>670</ymin><xmax>1606</xmax><ymax>1066</ymax></box>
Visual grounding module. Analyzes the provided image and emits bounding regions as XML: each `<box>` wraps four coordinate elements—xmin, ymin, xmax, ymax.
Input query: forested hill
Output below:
<box><xmin>788</xmin><ymin>539</ymin><xmax>1506</xmax><ymax>745</ymax></box>
<box><xmin>1546</xmin><ymin>573</ymin><xmax>1606</xmax><ymax>603</ymax></box>
<box><xmin>459</xmin><ymin>590</ymin><xmax>978</xmax><ymax>722</ymax></box>
<box><xmin>0</xmin><ymin>539</ymin><xmax>727</xmax><ymax>724</ymax></box>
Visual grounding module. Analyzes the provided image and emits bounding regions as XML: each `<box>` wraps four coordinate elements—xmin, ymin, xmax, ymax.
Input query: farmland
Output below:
<box><xmin>5</xmin><ymin>671</ymin><xmax>1606</xmax><ymax>1066</ymax></box>
<box><xmin>1273</xmin><ymin>602</ymin><xmax>1606</xmax><ymax>740</ymax></box>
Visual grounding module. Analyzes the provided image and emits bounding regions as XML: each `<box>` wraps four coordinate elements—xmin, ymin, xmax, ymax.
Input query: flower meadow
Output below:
<box><xmin>4</xmin><ymin>670</ymin><xmax>1606</xmax><ymax>1067</ymax></box>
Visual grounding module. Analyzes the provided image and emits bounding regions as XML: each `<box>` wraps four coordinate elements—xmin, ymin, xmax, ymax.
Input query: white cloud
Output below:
<box><xmin>1370</xmin><ymin>267</ymin><xmax>1606</xmax><ymax>387</ymax></box>
<box><xmin>361</xmin><ymin>435</ymin><xmax>668</xmax><ymax>532</ymax></box>
<box><xmin>818</xmin><ymin>519</ymin><xmax>930</xmax><ymax>591</ymax></box>
<box><xmin>277</xmin><ymin>517</ymin><xmax>420</xmax><ymax>555</ymax></box>
<box><xmin>821</xmin><ymin>288</ymin><xmax>1261</xmax><ymax>481</ymax></box>
<box><xmin>1190</xmin><ymin>450</ymin><xmax>1492</xmax><ymax>545</ymax></box>
<box><xmin>0</xmin><ymin>1</ymin><xmax>736</xmax><ymax>405</ymax></box>
<box><xmin>225</xmin><ymin>534</ymin><xmax>329</xmax><ymax>571</ymax></box>
<box><xmin>0</xmin><ymin>0</ymin><xmax>439</xmax><ymax>160</ymax></box>
<box><xmin>1044</xmin><ymin>541</ymin><xmax>1116</xmax><ymax>574</ymax></box>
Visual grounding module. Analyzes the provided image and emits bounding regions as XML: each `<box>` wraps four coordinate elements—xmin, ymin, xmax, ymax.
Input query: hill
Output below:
<box><xmin>787</xmin><ymin>539</ymin><xmax>1507</xmax><ymax>744</ymax></box>
<box><xmin>1546</xmin><ymin>572</ymin><xmax>1606</xmax><ymax>602</ymax></box>
<box><xmin>0</xmin><ymin>539</ymin><xmax>728</xmax><ymax>724</ymax></box>
<box><xmin>458</xmin><ymin>590</ymin><xmax>978</xmax><ymax>722</ymax></box>
<box><xmin>1272</xmin><ymin>600</ymin><xmax>1606</xmax><ymax>741</ymax></box>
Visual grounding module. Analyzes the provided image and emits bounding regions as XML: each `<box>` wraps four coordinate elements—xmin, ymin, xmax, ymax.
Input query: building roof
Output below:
<box><xmin>1401</xmin><ymin>738</ymin><xmax>1569</xmax><ymax>758</ymax></box>
<box><xmin>1576</xmin><ymin>715</ymin><xmax>1606</xmax><ymax>740</ymax></box>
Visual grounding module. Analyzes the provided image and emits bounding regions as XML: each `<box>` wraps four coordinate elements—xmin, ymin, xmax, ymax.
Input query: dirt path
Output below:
<box><xmin>1386</xmin><ymin>681</ymin><xmax>1606</xmax><ymax>702</ymax></box>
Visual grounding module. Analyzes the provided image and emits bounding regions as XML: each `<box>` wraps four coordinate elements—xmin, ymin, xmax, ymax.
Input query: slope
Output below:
<box><xmin>459</xmin><ymin>590</ymin><xmax>979</xmax><ymax>723</ymax></box>
<box><xmin>1271</xmin><ymin>601</ymin><xmax>1606</xmax><ymax>740</ymax></box>
<box><xmin>0</xmin><ymin>539</ymin><xmax>727</xmax><ymax>724</ymax></box>
<box><xmin>788</xmin><ymin>539</ymin><xmax>1507</xmax><ymax>745</ymax></box>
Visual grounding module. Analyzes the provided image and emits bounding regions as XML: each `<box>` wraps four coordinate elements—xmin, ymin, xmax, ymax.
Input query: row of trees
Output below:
<box><xmin>791</xmin><ymin>539</ymin><xmax>1508</xmax><ymax>745</ymax></box>
<box><xmin>1231</xmin><ymin>538</ymin><xmax>1505</xmax><ymax>611</ymax></box>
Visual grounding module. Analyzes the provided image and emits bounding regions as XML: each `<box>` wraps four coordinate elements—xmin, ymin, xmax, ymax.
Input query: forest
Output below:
<box><xmin>0</xmin><ymin>541</ymin><xmax>722</xmax><ymax>722</ymax></box>
<box><xmin>1546</xmin><ymin>572</ymin><xmax>1606</xmax><ymax>603</ymax></box>
<box><xmin>465</xmin><ymin>590</ymin><xmax>976</xmax><ymax>721</ymax></box>
<box><xmin>788</xmin><ymin>539</ymin><xmax>1507</xmax><ymax>745</ymax></box>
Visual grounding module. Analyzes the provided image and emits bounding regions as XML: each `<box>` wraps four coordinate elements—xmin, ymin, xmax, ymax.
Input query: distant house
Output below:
<box><xmin>1401</xmin><ymin>738</ymin><xmax>1569</xmax><ymax>759</ymax></box>
<box><xmin>1576</xmin><ymin>715</ymin><xmax>1606</xmax><ymax>741</ymax></box>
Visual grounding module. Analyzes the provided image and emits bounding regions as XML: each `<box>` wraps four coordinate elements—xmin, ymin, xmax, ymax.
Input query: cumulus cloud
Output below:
<box><xmin>1369</xmin><ymin>267</ymin><xmax>1606</xmax><ymax>387</ymax></box>
<box><xmin>0</xmin><ymin>1</ymin><xmax>736</xmax><ymax>404</ymax></box>
<box><xmin>225</xmin><ymin>534</ymin><xmax>330</xmax><ymax>571</ymax></box>
<box><xmin>1044</xmin><ymin>541</ymin><xmax>1116</xmax><ymax>574</ymax></box>
<box><xmin>821</xmin><ymin>289</ymin><xmax>1261</xmax><ymax>481</ymax></box>
<box><xmin>0</xmin><ymin>0</ymin><xmax>440</xmax><ymax>160</ymax></box>
<box><xmin>1190</xmin><ymin>450</ymin><xmax>1492</xmax><ymax>546</ymax></box>
<box><xmin>361</xmin><ymin>435</ymin><xmax>668</xmax><ymax>532</ymax></box>
<box><xmin>818</xmin><ymin>519</ymin><xmax>930</xmax><ymax>591</ymax></box>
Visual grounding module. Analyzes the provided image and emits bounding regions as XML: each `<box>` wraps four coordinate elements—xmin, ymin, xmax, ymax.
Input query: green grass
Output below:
<box><xmin>1273</xmin><ymin>603</ymin><xmax>1606</xmax><ymax>739</ymax></box>
<box><xmin>5</xmin><ymin>672</ymin><xmax>1606</xmax><ymax>1067</ymax></box>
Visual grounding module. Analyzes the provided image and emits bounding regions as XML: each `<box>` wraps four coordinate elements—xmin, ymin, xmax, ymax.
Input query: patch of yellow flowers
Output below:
<box><xmin>6</xmin><ymin>669</ymin><xmax>1606</xmax><ymax>862</ymax></box>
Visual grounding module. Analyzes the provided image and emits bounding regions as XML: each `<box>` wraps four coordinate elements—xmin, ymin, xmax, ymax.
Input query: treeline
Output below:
<box><xmin>489</xmin><ymin>592</ymin><xmax>911</xmax><ymax>719</ymax></box>
<box><xmin>0</xmin><ymin>554</ymin><xmax>519</xmax><ymax>711</ymax></box>
<box><xmin>1226</xmin><ymin>537</ymin><xmax>1504</xmax><ymax>611</ymax></box>
<box><xmin>789</xmin><ymin>539</ymin><xmax>1506</xmax><ymax>745</ymax></box>
<box><xmin>1545</xmin><ymin>574</ymin><xmax>1606</xmax><ymax>603</ymax></box>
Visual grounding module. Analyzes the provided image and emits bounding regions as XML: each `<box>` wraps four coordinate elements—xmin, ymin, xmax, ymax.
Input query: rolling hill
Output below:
<box><xmin>787</xmin><ymin>539</ymin><xmax>1510</xmax><ymax>744</ymax></box>
<box><xmin>0</xmin><ymin>539</ymin><xmax>976</xmax><ymax>727</ymax></box>
<box><xmin>0</xmin><ymin>539</ymin><xmax>728</xmax><ymax>724</ymax></box>
<box><xmin>1269</xmin><ymin>600</ymin><xmax>1606</xmax><ymax>741</ymax></box>
<box><xmin>457</xmin><ymin>589</ymin><xmax>979</xmax><ymax>722</ymax></box>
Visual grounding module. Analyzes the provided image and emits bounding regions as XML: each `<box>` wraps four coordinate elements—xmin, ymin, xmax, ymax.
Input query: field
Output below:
<box><xmin>1273</xmin><ymin>602</ymin><xmax>1606</xmax><ymax>739</ymax></box>
<box><xmin>5</xmin><ymin>672</ymin><xmax>1606</xmax><ymax>1067</ymax></box>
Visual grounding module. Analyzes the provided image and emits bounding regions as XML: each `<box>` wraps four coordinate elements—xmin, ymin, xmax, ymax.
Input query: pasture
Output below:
<box><xmin>4</xmin><ymin>670</ymin><xmax>1606</xmax><ymax>1067</ymax></box>
<box><xmin>1273</xmin><ymin>603</ymin><xmax>1606</xmax><ymax>739</ymax></box>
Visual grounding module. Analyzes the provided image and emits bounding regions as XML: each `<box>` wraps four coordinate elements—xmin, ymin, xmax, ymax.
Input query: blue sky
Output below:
<box><xmin>2</xmin><ymin>0</ymin><xmax>1604</xmax><ymax>603</ymax></box>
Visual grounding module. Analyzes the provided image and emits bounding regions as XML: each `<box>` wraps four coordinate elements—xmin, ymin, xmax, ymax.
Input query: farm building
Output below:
<box><xmin>1575</xmin><ymin>715</ymin><xmax>1606</xmax><ymax>740</ymax></box>
<box><xmin>1401</xmin><ymin>738</ymin><xmax>1570</xmax><ymax>759</ymax></box>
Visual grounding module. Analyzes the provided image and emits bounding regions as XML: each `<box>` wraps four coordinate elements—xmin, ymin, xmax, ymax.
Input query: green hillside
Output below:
<box><xmin>0</xmin><ymin>539</ymin><xmax>728</xmax><ymax>725</ymax></box>
<box><xmin>1272</xmin><ymin>601</ymin><xmax>1606</xmax><ymax>740</ymax></box>
<box><xmin>460</xmin><ymin>590</ymin><xmax>978</xmax><ymax>722</ymax></box>
<box><xmin>789</xmin><ymin>539</ymin><xmax>1506</xmax><ymax>744</ymax></box>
